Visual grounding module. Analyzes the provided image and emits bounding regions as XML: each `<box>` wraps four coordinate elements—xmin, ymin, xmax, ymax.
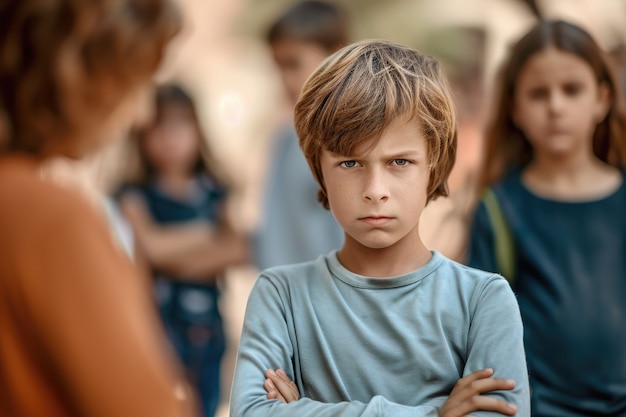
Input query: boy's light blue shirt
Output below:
<box><xmin>230</xmin><ymin>251</ymin><xmax>530</xmax><ymax>417</ymax></box>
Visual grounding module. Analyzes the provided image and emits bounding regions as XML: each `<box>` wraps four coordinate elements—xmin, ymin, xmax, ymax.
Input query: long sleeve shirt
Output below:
<box><xmin>230</xmin><ymin>251</ymin><xmax>530</xmax><ymax>417</ymax></box>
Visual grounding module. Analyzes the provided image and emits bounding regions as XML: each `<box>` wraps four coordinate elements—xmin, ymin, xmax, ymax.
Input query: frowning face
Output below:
<box><xmin>320</xmin><ymin>117</ymin><xmax>430</xmax><ymax>253</ymax></box>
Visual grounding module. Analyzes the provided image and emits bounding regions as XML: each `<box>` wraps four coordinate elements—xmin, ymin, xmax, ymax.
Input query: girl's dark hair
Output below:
<box><xmin>266</xmin><ymin>0</ymin><xmax>349</xmax><ymax>51</ymax></box>
<box><xmin>133</xmin><ymin>83</ymin><xmax>218</xmax><ymax>183</ymax></box>
<box><xmin>480</xmin><ymin>19</ymin><xmax>626</xmax><ymax>188</ymax></box>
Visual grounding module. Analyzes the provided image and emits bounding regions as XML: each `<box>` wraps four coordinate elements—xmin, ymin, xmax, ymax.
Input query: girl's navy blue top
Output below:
<box><xmin>468</xmin><ymin>168</ymin><xmax>626</xmax><ymax>417</ymax></box>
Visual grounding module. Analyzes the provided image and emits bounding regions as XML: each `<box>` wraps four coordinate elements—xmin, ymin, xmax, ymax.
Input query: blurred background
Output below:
<box><xmin>85</xmin><ymin>1</ymin><xmax>626</xmax><ymax>415</ymax></box>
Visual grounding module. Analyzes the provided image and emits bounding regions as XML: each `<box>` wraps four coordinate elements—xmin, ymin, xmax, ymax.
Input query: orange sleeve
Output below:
<box><xmin>17</xmin><ymin>198</ymin><xmax>199</xmax><ymax>417</ymax></box>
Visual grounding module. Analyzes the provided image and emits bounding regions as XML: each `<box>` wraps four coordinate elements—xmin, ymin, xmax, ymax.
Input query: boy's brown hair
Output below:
<box><xmin>0</xmin><ymin>0</ymin><xmax>180</xmax><ymax>154</ymax></box>
<box><xmin>295</xmin><ymin>39</ymin><xmax>458</xmax><ymax>209</ymax></box>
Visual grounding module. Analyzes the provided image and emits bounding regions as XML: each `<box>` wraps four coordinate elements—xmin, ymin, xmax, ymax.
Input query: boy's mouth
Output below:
<box><xmin>359</xmin><ymin>216</ymin><xmax>393</xmax><ymax>226</ymax></box>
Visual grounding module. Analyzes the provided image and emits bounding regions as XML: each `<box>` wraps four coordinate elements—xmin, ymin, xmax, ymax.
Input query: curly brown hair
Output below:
<box><xmin>0</xmin><ymin>0</ymin><xmax>181</xmax><ymax>155</ymax></box>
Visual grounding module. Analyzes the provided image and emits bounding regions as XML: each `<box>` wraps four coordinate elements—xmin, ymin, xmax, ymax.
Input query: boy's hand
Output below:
<box><xmin>440</xmin><ymin>368</ymin><xmax>517</xmax><ymax>417</ymax></box>
<box><xmin>264</xmin><ymin>368</ymin><xmax>300</xmax><ymax>403</ymax></box>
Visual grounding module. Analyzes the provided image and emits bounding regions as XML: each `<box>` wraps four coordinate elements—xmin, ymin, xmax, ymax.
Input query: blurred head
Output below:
<box><xmin>481</xmin><ymin>19</ymin><xmax>626</xmax><ymax>187</ymax></box>
<box><xmin>0</xmin><ymin>0</ymin><xmax>181</xmax><ymax>158</ymax></box>
<box><xmin>134</xmin><ymin>83</ymin><xmax>212</xmax><ymax>181</ymax></box>
<box><xmin>295</xmin><ymin>39</ymin><xmax>458</xmax><ymax>209</ymax></box>
<box><xmin>267</xmin><ymin>0</ymin><xmax>349</xmax><ymax>104</ymax></box>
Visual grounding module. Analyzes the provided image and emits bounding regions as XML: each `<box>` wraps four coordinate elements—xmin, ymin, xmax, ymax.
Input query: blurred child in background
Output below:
<box><xmin>252</xmin><ymin>0</ymin><xmax>348</xmax><ymax>270</ymax></box>
<box><xmin>467</xmin><ymin>19</ymin><xmax>626</xmax><ymax>417</ymax></box>
<box><xmin>117</xmin><ymin>83</ymin><xmax>249</xmax><ymax>417</ymax></box>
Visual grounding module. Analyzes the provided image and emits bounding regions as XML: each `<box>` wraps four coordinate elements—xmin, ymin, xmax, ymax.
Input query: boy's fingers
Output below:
<box><xmin>265</xmin><ymin>378</ymin><xmax>288</xmax><ymax>402</ymax></box>
<box><xmin>276</xmin><ymin>368</ymin><xmax>294</xmax><ymax>384</ymax></box>
<box><xmin>267</xmin><ymin>369</ymin><xmax>299</xmax><ymax>402</ymax></box>
<box><xmin>265</xmin><ymin>368</ymin><xmax>300</xmax><ymax>402</ymax></box>
<box><xmin>445</xmin><ymin>396</ymin><xmax>518</xmax><ymax>417</ymax></box>
<box><xmin>466</xmin><ymin>377</ymin><xmax>515</xmax><ymax>395</ymax></box>
<box><xmin>452</xmin><ymin>369</ymin><xmax>515</xmax><ymax>397</ymax></box>
<box><xmin>267</xmin><ymin>391</ymin><xmax>287</xmax><ymax>402</ymax></box>
<box><xmin>450</xmin><ymin>378</ymin><xmax>515</xmax><ymax>405</ymax></box>
<box><xmin>264</xmin><ymin>378</ymin><xmax>276</xmax><ymax>393</ymax></box>
<box><xmin>276</xmin><ymin>368</ymin><xmax>300</xmax><ymax>399</ymax></box>
<box><xmin>442</xmin><ymin>370</ymin><xmax>517</xmax><ymax>417</ymax></box>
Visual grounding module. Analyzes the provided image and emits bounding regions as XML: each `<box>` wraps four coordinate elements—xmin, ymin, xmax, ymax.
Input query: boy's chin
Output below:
<box><xmin>349</xmin><ymin>237</ymin><xmax>399</xmax><ymax>251</ymax></box>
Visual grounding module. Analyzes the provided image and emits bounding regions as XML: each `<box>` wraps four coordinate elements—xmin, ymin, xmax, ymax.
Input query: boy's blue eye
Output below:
<box><xmin>392</xmin><ymin>159</ymin><xmax>410</xmax><ymax>166</ymax></box>
<box><xmin>340</xmin><ymin>161</ymin><xmax>358</xmax><ymax>168</ymax></box>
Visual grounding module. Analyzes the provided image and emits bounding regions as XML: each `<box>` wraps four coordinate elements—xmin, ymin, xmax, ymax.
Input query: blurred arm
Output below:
<box><xmin>120</xmin><ymin>193</ymin><xmax>249</xmax><ymax>280</ymax></box>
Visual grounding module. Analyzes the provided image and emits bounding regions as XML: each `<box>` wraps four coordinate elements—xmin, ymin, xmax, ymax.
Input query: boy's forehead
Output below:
<box><xmin>322</xmin><ymin>118</ymin><xmax>426</xmax><ymax>158</ymax></box>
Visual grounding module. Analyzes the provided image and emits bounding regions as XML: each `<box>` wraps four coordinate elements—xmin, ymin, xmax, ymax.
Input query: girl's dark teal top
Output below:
<box><xmin>468</xmin><ymin>168</ymin><xmax>626</xmax><ymax>417</ymax></box>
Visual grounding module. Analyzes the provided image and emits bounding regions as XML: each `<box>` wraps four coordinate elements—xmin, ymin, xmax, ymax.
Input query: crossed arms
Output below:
<box><xmin>264</xmin><ymin>367</ymin><xmax>518</xmax><ymax>417</ymax></box>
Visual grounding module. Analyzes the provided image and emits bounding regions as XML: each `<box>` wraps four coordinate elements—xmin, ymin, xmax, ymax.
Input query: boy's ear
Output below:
<box><xmin>594</xmin><ymin>82</ymin><xmax>611</xmax><ymax>123</ymax></box>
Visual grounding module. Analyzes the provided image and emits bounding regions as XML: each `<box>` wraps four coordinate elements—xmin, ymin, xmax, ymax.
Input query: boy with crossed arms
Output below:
<box><xmin>230</xmin><ymin>39</ymin><xmax>530</xmax><ymax>417</ymax></box>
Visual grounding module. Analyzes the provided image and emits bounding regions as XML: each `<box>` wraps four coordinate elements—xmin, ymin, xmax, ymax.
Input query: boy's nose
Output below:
<box><xmin>362</xmin><ymin>170</ymin><xmax>389</xmax><ymax>202</ymax></box>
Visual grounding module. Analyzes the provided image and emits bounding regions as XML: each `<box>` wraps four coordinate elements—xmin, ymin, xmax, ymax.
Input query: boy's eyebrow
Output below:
<box><xmin>325</xmin><ymin>149</ymin><xmax>425</xmax><ymax>159</ymax></box>
<box><xmin>384</xmin><ymin>150</ymin><xmax>423</xmax><ymax>158</ymax></box>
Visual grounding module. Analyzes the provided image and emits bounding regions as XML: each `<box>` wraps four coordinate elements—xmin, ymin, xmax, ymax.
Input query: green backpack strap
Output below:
<box><xmin>481</xmin><ymin>188</ymin><xmax>516</xmax><ymax>285</ymax></box>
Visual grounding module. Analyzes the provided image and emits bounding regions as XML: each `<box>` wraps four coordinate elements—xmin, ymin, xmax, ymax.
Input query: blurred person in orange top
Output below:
<box><xmin>0</xmin><ymin>1</ymin><xmax>200</xmax><ymax>417</ymax></box>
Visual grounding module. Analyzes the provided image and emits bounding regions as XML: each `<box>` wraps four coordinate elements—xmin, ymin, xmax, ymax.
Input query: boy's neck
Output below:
<box><xmin>337</xmin><ymin>238</ymin><xmax>432</xmax><ymax>278</ymax></box>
